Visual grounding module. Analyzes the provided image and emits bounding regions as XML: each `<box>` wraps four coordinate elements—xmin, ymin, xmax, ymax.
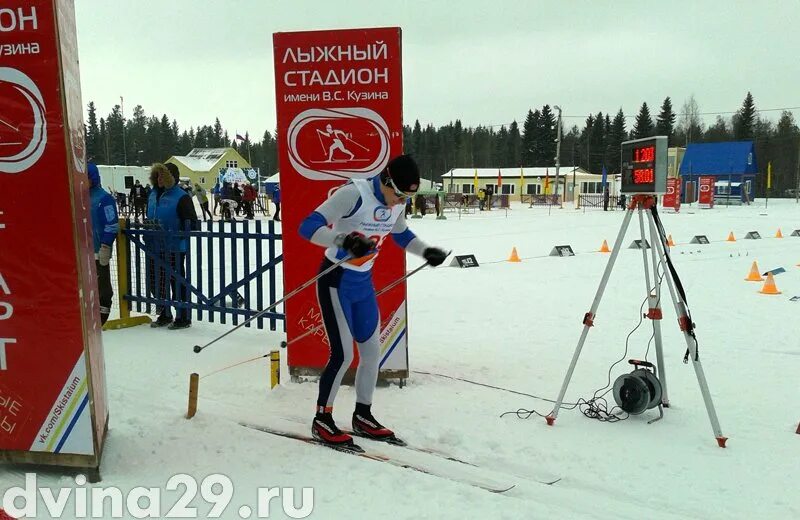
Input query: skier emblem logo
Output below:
<box><xmin>373</xmin><ymin>207</ymin><xmax>391</xmax><ymax>222</ymax></box>
<box><xmin>0</xmin><ymin>67</ymin><xmax>47</xmax><ymax>174</ymax></box>
<box><xmin>287</xmin><ymin>108</ymin><xmax>390</xmax><ymax>181</ymax></box>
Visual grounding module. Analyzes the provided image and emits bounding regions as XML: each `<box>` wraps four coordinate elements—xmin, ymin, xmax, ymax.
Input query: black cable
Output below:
<box><xmin>500</xmin><ymin>295</ymin><xmax>651</xmax><ymax>423</ymax></box>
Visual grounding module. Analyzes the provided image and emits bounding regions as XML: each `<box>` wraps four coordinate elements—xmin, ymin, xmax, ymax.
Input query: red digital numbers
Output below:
<box><xmin>633</xmin><ymin>168</ymin><xmax>654</xmax><ymax>184</ymax></box>
<box><xmin>633</xmin><ymin>145</ymin><xmax>655</xmax><ymax>163</ymax></box>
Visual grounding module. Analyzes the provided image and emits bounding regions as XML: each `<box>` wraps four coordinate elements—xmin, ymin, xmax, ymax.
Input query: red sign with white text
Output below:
<box><xmin>273</xmin><ymin>28</ymin><xmax>409</xmax><ymax>375</ymax></box>
<box><xmin>698</xmin><ymin>176</ymin><xmax>715</xmax><ymax>208</ymax></box>
<box><xmin>0</xmin><ymin>0</ymin><xmax>107</xmax><ymax>462</ymax></box>
<box><xmin>662</xmin><ymin>177</ymin><xmax>681</xmax><ymax>212</ymax></box>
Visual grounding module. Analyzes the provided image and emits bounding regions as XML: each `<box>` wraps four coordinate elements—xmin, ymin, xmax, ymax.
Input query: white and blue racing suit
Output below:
<box><xmin>299</xmin><ymin>176</ymin><xmax>428</xmax><ymax>413</ymax></box>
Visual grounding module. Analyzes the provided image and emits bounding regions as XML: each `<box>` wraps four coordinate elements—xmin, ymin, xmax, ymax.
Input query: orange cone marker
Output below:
<box><xmin>507</xmin><ymin>247</ymin><xmax>521</xmax><ymax>262</ymax></box>
<box><xmin>668</xmin><ymin>235</ymin><xmax>676</xmax><ymax>247</ymax></box>
<box><xmin>745</xmin><ymin>261</ymin><xmax>764</xmax><ymax>282</ymax></box>
<box><xmin>759</xmin><ymin>273</ymin><xmax>781</xmax><ymax>295</ymax></box>
<box><xmin>776</xmin><ymin>228</ymin><xmax>783</xmax><ymax>238</ymax></box>
<box><xmin>726</xmin><ymin>232</ymin><xmax>736</xmax><ymax>242</ymax></box>
<box><xmin>599</xmin><ymin>240</ymin><xmax>611</xmax><ymax>253</ymax></box>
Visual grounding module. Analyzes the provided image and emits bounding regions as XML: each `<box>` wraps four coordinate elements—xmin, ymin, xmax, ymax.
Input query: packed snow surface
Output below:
<box><xmin>3</xmin><ymin>199</ymin><xmax>800</xmax><ymax>519</ymax></box>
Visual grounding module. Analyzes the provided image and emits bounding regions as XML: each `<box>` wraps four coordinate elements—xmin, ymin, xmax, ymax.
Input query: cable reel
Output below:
<box><xmin>613</xmin><ymin>359</ymin><xmax>664</xmax><ymax>422</ymax></box>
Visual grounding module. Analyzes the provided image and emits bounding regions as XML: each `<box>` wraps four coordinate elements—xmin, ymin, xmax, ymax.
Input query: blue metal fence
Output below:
<box><xmin>123</xmin><ymin>219</ymin><xmax>284</xmax><ymax>330</ymax></box>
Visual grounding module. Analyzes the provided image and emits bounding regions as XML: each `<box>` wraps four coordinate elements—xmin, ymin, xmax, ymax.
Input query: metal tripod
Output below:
<box><xmin>545</xmin><ymin>195</ymin><xmax>727</xmax><ymax>447</ymax></box>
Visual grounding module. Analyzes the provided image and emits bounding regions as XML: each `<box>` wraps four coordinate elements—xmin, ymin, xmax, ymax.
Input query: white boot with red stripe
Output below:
<box><xmin>352</xmin><ymin>403</ymin><xmax>406</xmax><ymax>446</ymax></box>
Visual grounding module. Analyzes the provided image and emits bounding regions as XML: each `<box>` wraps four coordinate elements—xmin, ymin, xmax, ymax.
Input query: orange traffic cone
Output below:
<box><xmin>507</xmin><ymin>247</ymin><xmax>521</xmax><ymax>262</ymax></box>
<box><xmin>668</xmin><ymin>235</ymin><xmax>676</xmax><ymax>247</ymax></box>
<box><xmin>759</xmin><ymin>273</ymin><xmax>781</xmax><ymax>295</ymax></box>
<box><xmin>726</xmin><ymin>232</ymin><xmax>736</xmax><ymax>242</ymax></box>
<box><xmin>744</xmin><ymin>261</ymin><xmax>764</xmax><ymax>282</ymax></box>
<box><xmin>776</xmin><ymin>228</ymin><xmax>783</xmax><ymax>238</ymax></box>
<box><xmin>599</xmin><ymin>240</ymin><xmax>611</xmax><ymax>253</ymax></box>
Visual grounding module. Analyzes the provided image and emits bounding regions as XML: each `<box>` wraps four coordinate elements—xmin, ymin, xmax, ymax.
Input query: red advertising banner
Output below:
<box><xmin>698</xmin><ymin>176</ymin><xmax>715</xmax><ymax>208</ymax></box>
<box><xmin>0</xmin><ymin>0</ymin><xmax>107</xmax><ymax>468</ymax></box>
<box><xmin>662</xmin><ymin>177</ymin><xmax>681</xmax><ymax>212</ymax></box>
<box><xmin>273</xmin><ymin>28</ymin><xmax>408</xmax><ymax>377</ymax></box>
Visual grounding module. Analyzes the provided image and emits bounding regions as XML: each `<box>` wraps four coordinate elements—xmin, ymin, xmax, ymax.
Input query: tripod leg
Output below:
<box><xmin>547</xmin><ymin>207</ymin><xmax>636</xmax><ymax>424</ymax></box>
<box><xmin>651</xmin><ymin>222</ymin><xmax>727</xmax><ymax>447</ymax></box>
<box><xmin>646</xmin><ymin>211</ymin><xmax>669</xmax><ymax>406</ymax></box>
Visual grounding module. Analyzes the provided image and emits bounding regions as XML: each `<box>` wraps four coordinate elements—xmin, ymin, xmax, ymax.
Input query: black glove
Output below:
<box><xmin>423</xmin><ymin>247</ymin><xmax>448</xmax><ymax>267</ymax></box>
<box><xmin>340</xmin><ymin>232</ymin><xmax>376</xmax><ymax>258</ymax></box>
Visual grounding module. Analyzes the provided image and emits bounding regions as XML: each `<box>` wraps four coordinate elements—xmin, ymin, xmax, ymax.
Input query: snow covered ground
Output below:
<box><xmin>4</xmin><ymin>199</ymin><xmax>800</xmax><ymax>519</ymax></box>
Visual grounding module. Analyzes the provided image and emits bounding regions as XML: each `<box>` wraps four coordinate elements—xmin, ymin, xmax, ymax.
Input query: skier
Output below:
<box><xmin>318</xmin><ymin>124</ymin><xmax>356</xmax><ymax>162</ymax></box>
<box><xmin>87</xmin><ymin>162</ymin><xmax>119</xmax><ymax>325</ymax></box>
<box><xmin>298</xmin><ymin>154</ymin><xmax>448</xmax><ymax>447</ymax></box>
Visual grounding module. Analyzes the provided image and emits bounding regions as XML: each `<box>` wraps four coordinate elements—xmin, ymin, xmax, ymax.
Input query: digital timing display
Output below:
<box><xmin>631</xmin><ymin>145</ymin><xmax>655</xmax><ymax>185</ymax></box>
<box><xmin>620</xmin><ymin>136</ymin><xmax>667</xmax><ymax>194</ymax></box>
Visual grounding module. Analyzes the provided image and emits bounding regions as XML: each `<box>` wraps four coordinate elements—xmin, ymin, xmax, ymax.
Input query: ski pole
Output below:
<box><xmin>279</xmin><ymin>257</ymin><xmax>443</xmax><ymax>348</ymax></box>
<box><xmin>193</xmin><ymin>255</ymin><xmax>351</xmax><ymax>353</ymax></box>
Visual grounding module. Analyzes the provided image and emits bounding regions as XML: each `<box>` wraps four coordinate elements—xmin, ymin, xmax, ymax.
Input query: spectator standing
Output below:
<box><xmin>151</xmin><ymin>163</ymin><xmax>199</xmax><ymax>330</ymax></box>
<box><xmin>485</xmin><ymin>185</ymin><xmax>494</xmax><ymax>210</ymax></box>
<box><xmin>130</xmin><ymin>180</ymin><xmax>147</xmax><ymax>221</ymax></box>
<box><xmin>477</xmin><ymin>188</ymin><xmax>486</xmax><ymax>211</ymax></box>
<box><xmin>603</xmin><ymin>185</ymin><xmax>610</xmax><ymax>211</ymax></box>
<box><xmin>242</xmin><ymin>183</ymin><xmax>257</xmax><ymax>219</ymax></box>
<box><xmin>87</xmin><ymin>162</ymin><xmax>119</xmax><ymax>326</ymax></box>
<box><xmin>233</xmin><ymin>183</ymin><xmax>243</xmax><ymax>216</ymax></box>
<box><xmin>272</xmin><ymin>186</ymin><xmax>281</xmax><ymax>222</ymax></box>
<box><xmin>220</xmin><ymin>181</ymin><xmax>235</xmax><ymax>221</ymax></box>
<box><xmin>194</xmin><ymin>183</ymin><xmax>212</xmax><ymax>221</ymax></box>
<box><xmin>211</xmin><ymin>181</ymin><xmax>221</xmax><ymax>215</ymax></box>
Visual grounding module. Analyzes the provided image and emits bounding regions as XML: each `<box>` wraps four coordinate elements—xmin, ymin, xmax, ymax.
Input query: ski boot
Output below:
<box><xmin>352</xmin><ymin>403</ymin><xmax>406</xmax><ymax>446</ymax></box>
<box><xmin>312</xmin><ymin>412</ymin><xmax>362</xmax><ymax>452</ymax></box>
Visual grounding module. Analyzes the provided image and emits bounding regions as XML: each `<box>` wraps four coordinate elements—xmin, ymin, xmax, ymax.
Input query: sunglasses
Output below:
<box><xmin>383</xmin><ymin>168</ymin><xmax>417</xmax><ymax>200</ymax></box>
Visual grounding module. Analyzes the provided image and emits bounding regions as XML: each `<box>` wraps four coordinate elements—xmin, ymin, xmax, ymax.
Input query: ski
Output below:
<box><xmin>239</xmin><ymin>422</ymin><xmax>515</xmax><ymax>494</ymax></box>
<box><xmin>345</xmin><ymin>430</ymin><xmax>479</xmax><ymax>467</ymax></box>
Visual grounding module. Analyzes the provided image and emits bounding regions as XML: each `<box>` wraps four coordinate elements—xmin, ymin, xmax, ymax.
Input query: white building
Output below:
<box><xmin>97</xmin><ymin>165</ymin><xmax>151</xmax><ymax>193</ymax></box>
<box><xmin>442</xmin><ymin>167</ymin><xmax>616</xmax><ymax>202</ymax></box>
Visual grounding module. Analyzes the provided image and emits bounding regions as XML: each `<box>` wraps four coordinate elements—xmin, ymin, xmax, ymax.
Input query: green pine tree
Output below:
<box><xmin>655</xmin><ymin>97</ymin><xmax>676</xmax><ymax>144</ymax></box>
<box><xmin>733</xmin><ymin>91</ymin><xmax>756</xmax><ymax>140</ymax></box>
<box><xmin>632</xmin><ymin>102</ymin><xmax>655</xmax><ymax>139</ymax></box>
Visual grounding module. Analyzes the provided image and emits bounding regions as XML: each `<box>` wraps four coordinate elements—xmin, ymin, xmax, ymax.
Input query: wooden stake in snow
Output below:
<box><xmin>187</xmin><ymin>373</ymin><xmax>199</xmax><ymax>419</ymax></box>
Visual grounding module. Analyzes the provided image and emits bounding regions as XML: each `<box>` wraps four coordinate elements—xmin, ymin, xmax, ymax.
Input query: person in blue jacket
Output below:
<box><xmin>88</xmin><ymin>162</ymin><xmax>119</xmax><ymax>326</ymax></box>
<box><xmin>272</xmin><ymin>186</ymin><xmax>281</xmax><ymax>222</ymax></box>
<box><xmin>149</xmin><ymin>163</ymin><xmax>199</xmax><ymax>330</ymax></box>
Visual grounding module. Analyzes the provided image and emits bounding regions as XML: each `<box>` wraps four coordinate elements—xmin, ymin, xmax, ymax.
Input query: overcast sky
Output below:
<box><xmin>75</xmin><ymin>0</ymin><xmax>799</xmax><ymax>137</ymax></box>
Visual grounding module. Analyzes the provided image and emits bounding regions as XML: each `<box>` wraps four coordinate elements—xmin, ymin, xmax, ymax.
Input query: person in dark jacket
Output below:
<box><xmin>220</xmin><ymin>181</ymin><xmax>235</xmax><ymax>221</ymax></box>
<box><xmin>149</xmin><ymin>163</ymin><xmax>199</xmax><ymax>329</ymax></box>
<box><xmin>130</xmin><ymin>180</ymin><xmax>147</xmax><ymax>222</ymax></box>
<box><xmin>88</xmin><ymin>162</ymin><xmax>119</xmax><ymax>325</ymax></box>
<box><xmin>272</xmin><ymin>186</ymin><xmax>281</xmax><ymax>222</ymax></box>
<box><xmin>242</xmin><ymin>183</ymin><xmax>257</xmax><ymax>219</ymax></box>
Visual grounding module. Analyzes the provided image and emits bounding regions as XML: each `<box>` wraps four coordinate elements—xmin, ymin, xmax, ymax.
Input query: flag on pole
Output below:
<box><xmin>497</xmin><ymin>168</ymin><xmax>503</xmax><ymax>189</ymax></box>
<box><xmin>767</xmin><ymin>161</ymin><xmax>772</xmax><ymax>189</ymax></box>
<box><xmin>236</xmin><ymin>133</ymin><xmax>246</xmax><ymax>142</ymax></box>
<box><xmin>473</xmin><ymin>168</ymin><xmax>479</xmax><ymax>194</ymax></box>
<box><xmin>519</xmin><ymin>167</ymin><xmax>525</xmax><ymax>197</ymax></box>
<box><xmin>544</xmin><ymin>167</ymin><xmax>550</xmax><ymax>194</ymax></box>
<box><xmin>601</xmin><ymin>165</ymin><xmax>608</xmax><ymax>188</ymax></box>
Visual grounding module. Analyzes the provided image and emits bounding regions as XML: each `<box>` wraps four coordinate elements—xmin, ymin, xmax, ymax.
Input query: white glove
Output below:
<box><xmin>99</xmin><ymin>244</ymin><xmax>113</xmax><ymax>266</ymax></box>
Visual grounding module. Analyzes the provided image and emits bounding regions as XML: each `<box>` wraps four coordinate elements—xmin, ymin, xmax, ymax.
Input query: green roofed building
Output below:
<box><xmin>165</xmin><ymin>148</ymin><xmax>251</xmax><ymax>188</ymax></box>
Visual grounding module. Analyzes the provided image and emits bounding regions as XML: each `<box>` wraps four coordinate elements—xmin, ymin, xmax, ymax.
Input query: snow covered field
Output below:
<box><xmin>4</xmin><ymin>199</ymin><xmax>800</xmax><ymax>519</ymax></box>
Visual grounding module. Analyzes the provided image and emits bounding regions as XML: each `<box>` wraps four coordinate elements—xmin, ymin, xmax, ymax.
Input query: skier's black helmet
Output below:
<box><xmin>381</xmin><ymin>154</ymin><xmax>420</xmax><ymax>194</ymax></box>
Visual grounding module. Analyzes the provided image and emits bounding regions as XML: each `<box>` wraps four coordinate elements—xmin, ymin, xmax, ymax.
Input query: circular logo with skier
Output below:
<box><xmin>287</xmin><ymin>107</ymin><xmax>390</xmax><ymax>181</ymax></box>
<box><xmin>0</xmin><ymin>67</ymin><xmax>47</xmax><ymax>174</ymax></box>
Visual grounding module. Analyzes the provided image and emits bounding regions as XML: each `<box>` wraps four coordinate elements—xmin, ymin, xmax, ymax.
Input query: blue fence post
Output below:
<box><xmin>243</xmin><ymin>219</ymin><xmax>251</xmax><ymax>328</ymax></box>
<box><xmin>231</xmin><ymin>220</ymin><xmax>239</xmax><ymax>326</ymax></box>
<box><xmin>195</xmin><ymin>220</ymin><xmax>203</xmax><ymax>323</ymax></box>
<box><xmin>219</xmin><ymin>221</ymin><xmax>226</xmax><ymax>325</ymax></box>
<box><xmin>184</xmin><ymin>220</ymin><xmax>192</xmax><ymax>323</ymax></box>
<box><xmin>207</xmin><ymin>220</ymin><xmax>215</xmax><ymax>324</ymax></box>
<box><xmin>268</xmin><ymin>219</ymin><xmax>276</xmax><ymax>331</ymax></box>
<box><xmin>256</xmin><ymin>219</ymin><xmax>264</xmax><ymax>329</ymax></box>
